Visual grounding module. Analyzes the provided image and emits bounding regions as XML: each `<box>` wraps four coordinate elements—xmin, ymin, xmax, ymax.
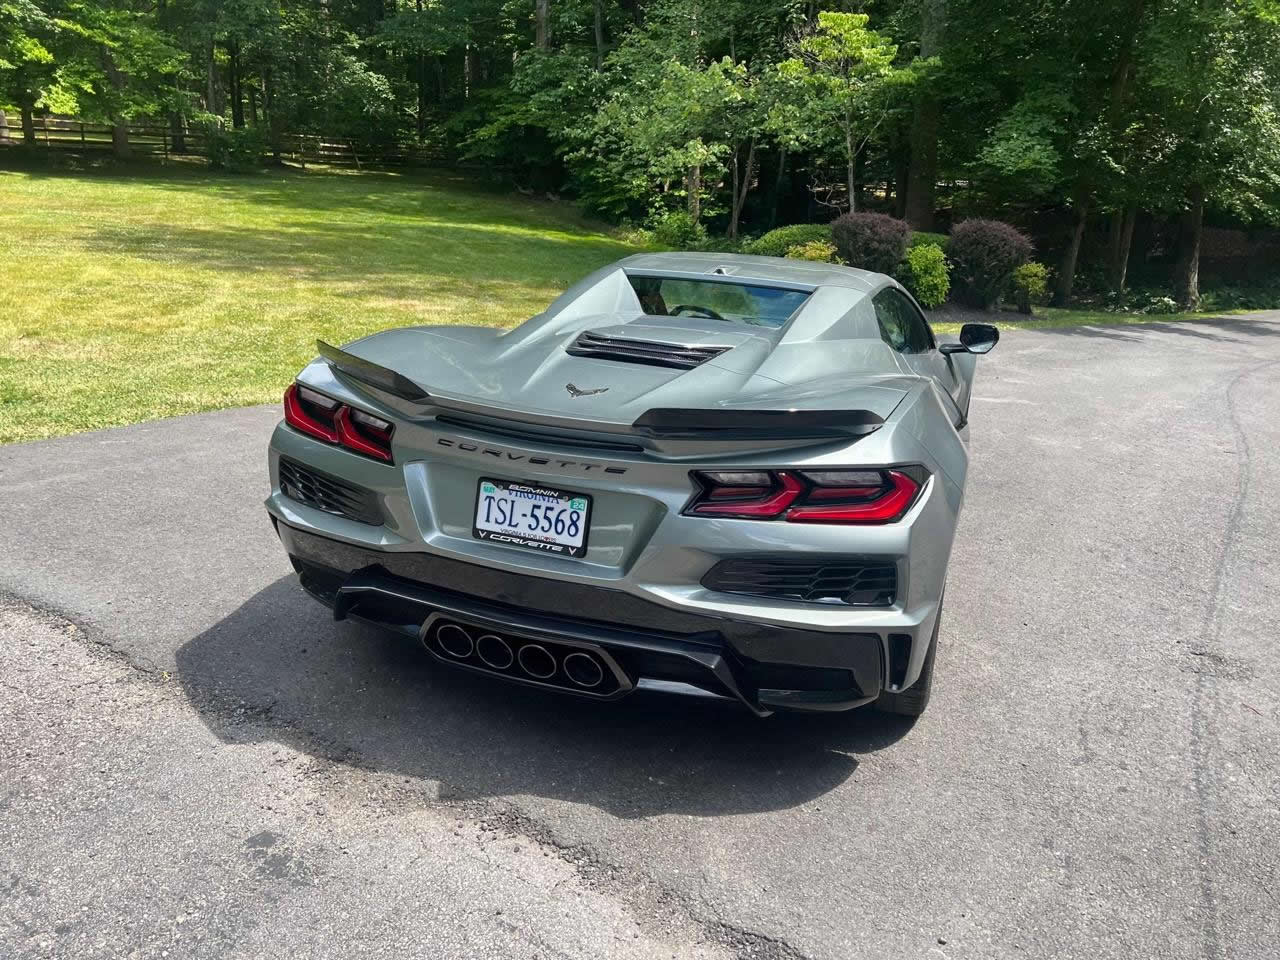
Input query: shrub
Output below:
<box><xmin>948</xmin><ymin>219</ymin><xmax>1032</xmax><ymax>308</ymax></box>
<box><xmin>205</xmin><ymin>125</ymin><xmax>267</xmax><ymax>173</ymax></box>
<box><xmin>743</xmin><ymin>223</ymin><xmax>832</xmax><ymax>258</ymax></box>
<box><xmin>785</xmin><ymin>240</ymin><xmax>839</xmax><ymax>263</ymax></box>
<box><xmin>909</xmin><ymin>231</ymin><xmax>950</xmax><ymax>251</ymax></box>
<box><xmin>1011</xmin><ymin>261</ymin><xmax>1050</xmax><ymax>314</ymax></box>
<box><xmin>831</xmin><ymin>212</ymin><xmax>911</xmax><ymax>275</ymax></box>
<box><xmin>900</xmin><ymin>243</ymin><xmax>950</xmax><ymax>308</ymax></box>
<box><xmin>648</xmin><ymin>210</ymin><xmax>707</xmax><ymax>250</ymax></box>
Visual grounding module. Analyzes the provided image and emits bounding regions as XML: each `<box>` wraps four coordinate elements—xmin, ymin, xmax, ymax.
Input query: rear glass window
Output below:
<box><xmin>628</xmin><ymin>275</ymin><xmax>810</xmax><ymax>329</ymax></box>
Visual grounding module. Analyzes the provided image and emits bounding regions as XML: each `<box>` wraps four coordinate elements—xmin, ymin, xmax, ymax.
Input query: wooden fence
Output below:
<box><xmin>0</xmin><ymin>117</ymin><xmax>449</xmax><ymax>169</ymax></box>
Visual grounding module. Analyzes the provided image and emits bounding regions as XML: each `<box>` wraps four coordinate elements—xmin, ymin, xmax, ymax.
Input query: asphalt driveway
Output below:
<box><xmin>2</xmin><ymin>315</ymin><xmax>1279</xmax><ymax>959</ymax></box>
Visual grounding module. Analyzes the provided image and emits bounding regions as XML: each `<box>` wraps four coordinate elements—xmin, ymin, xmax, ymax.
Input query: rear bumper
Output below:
<box><xmin>275</xmin><ymin>520</ymin><xmax>885</xmax><ymax>715</ymax></box>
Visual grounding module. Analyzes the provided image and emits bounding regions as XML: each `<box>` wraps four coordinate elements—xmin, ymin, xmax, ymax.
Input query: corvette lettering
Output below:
<box><xmin>436</xmin><ymin>437</ymin><xmax>627</xmax><ymax>474</ymax></box>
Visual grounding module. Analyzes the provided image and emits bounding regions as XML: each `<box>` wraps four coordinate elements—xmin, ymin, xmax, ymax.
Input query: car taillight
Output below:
<box><xmin>686</xmin><ymin>468</ymin><xmax>923</xmax><ymax>524</ymax></box>
<box><xmin>283</xmin><ymin>383</ymin><xmax>394</xmax><ymax>463</ymax></box>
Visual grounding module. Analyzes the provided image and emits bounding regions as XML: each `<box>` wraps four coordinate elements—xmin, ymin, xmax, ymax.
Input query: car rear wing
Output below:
<box><xmin>317</xmin><ymin>340</ymin><xmax>431</xmax><ymax>403</ymax></box>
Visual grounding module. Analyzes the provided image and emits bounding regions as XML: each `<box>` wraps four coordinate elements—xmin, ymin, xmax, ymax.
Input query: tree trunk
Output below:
<box><xmin>844</xmin><ymin>117</ymin><xmax>856</xmax><ymax>213</ymax></box>
<box><xmin>263</xmin><ymin>67</ymin><xmax>281</xmax><ymax>161</ymax></box>
<box><xmin>769</xmin><ymin>147</ymin><xmax>787</xmax><ymax>227</ymax></box>
<box><xmin>206</xmin><ymin>39</ymin><xmax>221</xmax><ymax>116</ymax></box>
<box><xmin>1107</xmin><ymin>206</ymin><xmax>1136</xmax><ymax>292</ymax></box>
<box><xmin>893</xmin><ymin>149</ymin><xmax>909</xmax><ymax>219</ymax></box>
<box><xmin>229</xmin><ymin>44</ymin><xmax>245</xmax><ymax>129</ymax></box>
<box><xmin>903</xmin><ymin>0</ymin><xmax>945</xmax><ymax>229</ymax></box>
<box><xmin>905</xmin><ymin>95</ymin><xmax>939</xmax><ymax>228</ymax></box>
<box><xmin>1175</xmin><ymin>183</ymin><xmax>1205</xmax><ymax>309</ymax></box>
<box><xmin>19</xmin><ymin>97</ymin><xmax>37</xmax><ymax>145</ymax></box>
<box><xmin>535</xmin><ymin>0</ymin><xmax>551</xmax><ymax>50</ymax></box>
<box><xmin>687</xmin><ymin>164</ymin><xmax>702</xmax><ymax>223</ymax></box>
<box><xmin>1053</xmin><ymin>195</ymin><xmax>1090</xmax><ymax>305</ymax></box>
<box><xmin>102</xmin><ymin>53</ymin><xmax>131</xmax><ymax>159</ymax></box>
<box><xmin>248</xmin><ymin>87</ymin><xmax>258</xmax><ymax>125</ymax></box>
<box><xmin>169</xmin><ymin>113</ymin><xmax>187</xmax><ymax>154</ymax></box>
<box><xmin>728</xmin><ymin>138</ymin><xmax>757</xmax><ymax>240</ymax></box>
<box><xmin>593</xmin><ymin>0</ymin><xmax>605</xmax><ymax>69</ymax></box>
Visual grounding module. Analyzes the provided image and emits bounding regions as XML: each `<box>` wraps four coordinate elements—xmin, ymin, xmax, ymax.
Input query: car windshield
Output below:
<box><xmin>628</xmin><ymin>275</ymin><xmax>810</xmax><ymax>328</ymax></box>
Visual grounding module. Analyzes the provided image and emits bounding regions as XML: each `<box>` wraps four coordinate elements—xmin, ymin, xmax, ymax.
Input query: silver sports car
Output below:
<box><xmin>266</xmin><ymin>252</ymin><xmax>998</xmax><ymax>717</ymax></box>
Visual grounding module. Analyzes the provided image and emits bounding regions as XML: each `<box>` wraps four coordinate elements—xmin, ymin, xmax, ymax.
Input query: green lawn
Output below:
<box><xmin>0</xmin><ymin>166</ymin><xmax>637</xmax><ymax>444</ymax></box>
<box><xmin>0</xmin><ymin>166</ymin><xmax>1244</xmax><ymax>444</ymax></box>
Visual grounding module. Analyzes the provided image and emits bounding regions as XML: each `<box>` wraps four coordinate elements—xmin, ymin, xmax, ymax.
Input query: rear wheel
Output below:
<box><xmin>874</xmin><ymin>599</ymin><xmax>942</xmax><ymax>717</ymax></box>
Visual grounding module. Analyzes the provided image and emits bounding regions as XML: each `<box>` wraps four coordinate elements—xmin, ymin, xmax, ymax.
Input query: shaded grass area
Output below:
<box><xmin>0</xmin><ymin>166</ymin><xmax>637</xmax><ymax>443</ymax></box>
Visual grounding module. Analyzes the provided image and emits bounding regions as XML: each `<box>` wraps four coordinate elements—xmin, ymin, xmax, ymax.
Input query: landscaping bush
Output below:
<box><xmin>900</xmin><ymin>243</ymin><xmax>950</xmax><ymax>308</ymax></box>
<box><xmin>743</xmin><ymin>223</ymin><xmax>833</xmax><ymax>257</ymax></box>
<box><xmin>785</xmin><ymin>240</ymin><xmax>840</xmax><ymax>263</ymax></box>
<box><xmin>831</xmin><ymin>212</ymin><xmax>911</xmax><ymax>275</ymax></box>
<box><xmin>948</xmin><ymin>219</ymin><xmax>1032</xmax><ymax>308</ymax></box>
<box><xmin>908</xmin><ymin>231</ymin><xmax>950</xmax><ymax>251</ymax></box>
<box><xmin>205</xmin><ymin>125</ymin><xmax>268</xmax><ymax>173</ymax></box>
<box><xmin>648</xmin><ymin>210</ymin><xmax>707</xmax><ymax>250</ymax></box>
<box><xmin>1011</xmin><ymin>261</ymin><xmax>1050</xmax><ymax>314</ymax></box>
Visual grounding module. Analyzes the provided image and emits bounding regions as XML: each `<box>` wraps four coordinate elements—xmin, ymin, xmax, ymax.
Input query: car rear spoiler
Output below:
<box><xmin>316</xmin><ymin>340</ymin><xmax>431</xmax><ymax>403</ymax></box>
<box><xmin>631</xmin><ymin>407</ymin><xmax>883</xmax><ymax>440</ymax></box>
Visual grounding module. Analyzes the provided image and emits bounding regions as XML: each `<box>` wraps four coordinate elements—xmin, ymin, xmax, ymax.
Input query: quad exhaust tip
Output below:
<box><xmin>476</xmin><ymin>633</ymin><xmax>514</xmax><ymax>670</ymax></box>
<box><xmin>517</xmin><ymin>643</ymin><xmax>557</xmax><ymax>680</ymax></box>
<box><xmin>423</xmin><ymin>618</ymin><xmax>625</xmax><ymax>696</ymax></box>
<box><xmin>437</xmin><ymin>623</ymin><xmax>474</xmax><ymax>659</ymax></box>
<box><xmin>563</xmin><ymin>651</ymin><xmax>604</xmax><ymax>688</ymax></box>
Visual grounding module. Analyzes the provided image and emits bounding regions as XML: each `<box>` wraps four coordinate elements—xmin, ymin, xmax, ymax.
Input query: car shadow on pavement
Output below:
<box><xmin>175</xmin><ymin>575</ymin><xmax>915</xmax><ymax>819</ymax></box>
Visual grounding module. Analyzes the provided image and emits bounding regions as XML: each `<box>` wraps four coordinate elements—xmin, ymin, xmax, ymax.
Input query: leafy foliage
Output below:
<box><xmin>909</xmin><ymin>231</ymin><xmax>949</xmax><ymax>250</ymax></box>
<box><xmin>1011</xmin><ymin>261</ymin><xmax>1050</xmax><ymax>313</ymax></box>
<box><xmin>648</xmin><ymin>209</ymin><xmax>707</xmax><ymax>249</ymax></box>
<box><xmin>743</xmin><ymin>223</ymin><xmax>832</xmax><ymax>258</ymax></box>
<box><xmin>784</xmin><ymin>240</ymin><xmax>839</xmax><ymax>262</ymax></box>
<box><xmin>948</xmin><ymin>219</ymin><xmax>1032</xmax><ymax>308</ymax></box>
<box><xmin>900</xmin><ymin>243</ymin><xmax>950</xmax><ymax>308</ymax></box>
<box><xmin>205</xmin><ymin>123</ymin><xmax>267</xmax><ymax>172</ymax></box>
<box><xmin>831</xmin><ymin>211</ymin><xmax>911</xmax><ymax>274</ymax></box>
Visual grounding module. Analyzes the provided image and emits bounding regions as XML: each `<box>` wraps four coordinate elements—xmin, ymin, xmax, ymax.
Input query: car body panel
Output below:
<box><xmin>266</xmin><ymin>253</ymin><xmax>992</xmax><ymax>714</ymax></box>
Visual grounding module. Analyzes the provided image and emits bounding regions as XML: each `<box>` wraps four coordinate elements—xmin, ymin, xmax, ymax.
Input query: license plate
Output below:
<box><xmin>473</xmin><ymin>478</ymin><xmax>592</xmax><ymax>558</ymax></box>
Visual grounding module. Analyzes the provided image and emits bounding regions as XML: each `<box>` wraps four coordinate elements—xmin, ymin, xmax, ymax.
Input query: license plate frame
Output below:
<box><xmin>472</xmin><ymin>478</ymin><xmax>592</xmax><ymax>558</ymax></box>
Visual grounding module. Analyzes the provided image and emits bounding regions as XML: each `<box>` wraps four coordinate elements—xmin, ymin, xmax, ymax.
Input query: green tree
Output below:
<box><xmin>779</xmin><ymin>11</ymin><xmax>901</xmax><ymax>212</ymax></box>
<box><xmin>1</xmin><ymin>0</ymin><xmax>58</xmax><ymax>143</ymax></box>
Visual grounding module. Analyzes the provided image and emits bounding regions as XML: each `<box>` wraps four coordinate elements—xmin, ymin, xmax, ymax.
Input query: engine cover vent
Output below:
<box><xmin>567</xmin><ymin>332</ymin><xmax>729</xmax><ymax>370</ymax></box>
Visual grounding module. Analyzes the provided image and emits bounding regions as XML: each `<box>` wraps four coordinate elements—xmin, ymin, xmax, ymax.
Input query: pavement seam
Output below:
<box><xmin>0</xmin><ymin>588</ymin><xmax>812</xmax><ymax>960</ymax></box>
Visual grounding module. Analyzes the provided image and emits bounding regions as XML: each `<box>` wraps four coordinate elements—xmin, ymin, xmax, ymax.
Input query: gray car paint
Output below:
<box><xmin>265</xmin><ymin>253</ymin><xmax>991</xmax><ymax>699</ymax></box>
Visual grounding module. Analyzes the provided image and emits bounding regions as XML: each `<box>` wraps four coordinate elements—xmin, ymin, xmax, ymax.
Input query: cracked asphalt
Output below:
<box><xmin>2</xmin><ymin>314</ymin><xmax>1279</xmax><ymax>959</ymax></box>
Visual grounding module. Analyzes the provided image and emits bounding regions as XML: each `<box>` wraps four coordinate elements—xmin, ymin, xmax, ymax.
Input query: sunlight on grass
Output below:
<box><xmin>0</xmin><ymin>167</ymin><xmax>638</xmax><ymax>443</ymax></box>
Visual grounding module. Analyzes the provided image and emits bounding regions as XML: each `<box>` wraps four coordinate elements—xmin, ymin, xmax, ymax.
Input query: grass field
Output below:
<box><xmin>0</xmin><ymin>165</ymin><xmax>1238</xmax><ymax>444</ymax></box>
<box><xmin>0</xmin><ymin>166</ymin><xmax>636</xmax><ymax>443</ymax></box>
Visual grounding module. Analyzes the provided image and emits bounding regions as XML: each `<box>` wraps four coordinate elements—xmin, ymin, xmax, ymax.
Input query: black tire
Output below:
<box><xmin>874</xmin><ymin>599</ymin><xmax>941</xmax><ymax>717</ymax></box>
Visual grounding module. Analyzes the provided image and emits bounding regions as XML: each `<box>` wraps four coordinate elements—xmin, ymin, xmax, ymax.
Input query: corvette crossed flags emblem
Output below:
<box><xmin>565</xmin><ymin>383</ymin><xmax>609</xmax><ymax>398</ymax></box>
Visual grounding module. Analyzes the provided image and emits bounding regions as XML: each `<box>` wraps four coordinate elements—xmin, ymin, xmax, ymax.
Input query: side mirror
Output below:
<box><xmin>941</xmin><ymin>323</ymin><xmax>1000</xmax><ymax>355</ymax></box>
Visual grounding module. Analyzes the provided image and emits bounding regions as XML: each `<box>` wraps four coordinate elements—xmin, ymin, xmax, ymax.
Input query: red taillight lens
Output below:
<box><xmin>686</xmin><ymin>468</ymin><xmax>923</xmax><ymax>524</ymax></box>
<box><xmin>688</xmin><ymin>471</ymin><xmax>804</xmax><ymax>518</ymax></box>
<box><xmin>786</xmin><ymin>470</ymin><xmax>920</xmax><ymax>523</ymax></box>
<box><xmin>336</xmin><ymin>406</ymin><xmax>394</xmax><ymax>462</ymax></box>
<box><xmin>284</xmin><ymin>383</ymin><xmax>340</xmax><ymax>443</ymax></box>
<box><xmin>283</xmin><ymin>383</ymin><xmax>394</xmax><ymax>463</ymax></box>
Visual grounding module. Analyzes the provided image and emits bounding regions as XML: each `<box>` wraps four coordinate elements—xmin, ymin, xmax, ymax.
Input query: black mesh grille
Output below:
<box><xmin>702</xmin><ymin>556</ymin><xmax>897</xmax><ymax>606</ymax></box>
<box><xmin>278</xmin><ymin>457</ymin><xmax>383</xmax><ymax>525</ymax></box>
<box><xmin>567</xmin><ymin>332</ymin><xmax>729</xmax><ymax>370</ymax></box>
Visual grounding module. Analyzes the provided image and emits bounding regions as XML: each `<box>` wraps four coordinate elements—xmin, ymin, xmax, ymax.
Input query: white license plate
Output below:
<box><xmin>472</xmin><ymin>478</ymin><xmax>592</xmax><ymax>558</ymax></box>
